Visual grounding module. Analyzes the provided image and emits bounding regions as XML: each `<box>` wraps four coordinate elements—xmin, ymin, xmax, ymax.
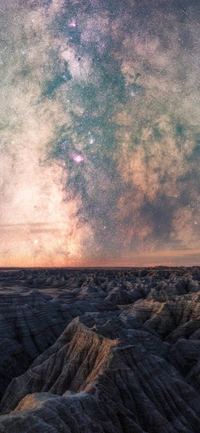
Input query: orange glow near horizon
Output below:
<box><xmin>1</xmin><ymin>249</ymin><xmax>200</xmax><ymax>269</ymax></box>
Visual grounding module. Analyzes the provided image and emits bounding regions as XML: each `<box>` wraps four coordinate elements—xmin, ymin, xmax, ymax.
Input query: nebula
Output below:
<box><xmin>0</xmin><ymin>0</ymin><xmax>200</xmax><ymax>266</ymax></box>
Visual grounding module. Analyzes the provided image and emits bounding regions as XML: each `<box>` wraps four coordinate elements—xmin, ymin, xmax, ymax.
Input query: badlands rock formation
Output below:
<box><xmin>0</xmin><ymin>267</ymin><xmax>200</xmax><ymax>432</ymax></box>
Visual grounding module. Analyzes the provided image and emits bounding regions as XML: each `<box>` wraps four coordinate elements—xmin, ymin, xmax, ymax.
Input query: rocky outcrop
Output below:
<box><xmin>0</xmin><ymin>289</ymin><xmax>101</xmax><ymax>398</ymax></box>
<box><xmin>1</xmin><ymin>318</ymin><xmax>200</xmax><ymax>432</ymax></box>
<box><xmin>0</xmin><ymin>267</ymin><xmax>200</xmax><ymax>432</ymax></box>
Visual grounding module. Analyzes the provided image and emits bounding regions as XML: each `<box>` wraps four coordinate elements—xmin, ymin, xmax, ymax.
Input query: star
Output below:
<box><xmin>72</xmin><ymin>154</ymin><xmax>85</xmax><ymax>163</ymax></box>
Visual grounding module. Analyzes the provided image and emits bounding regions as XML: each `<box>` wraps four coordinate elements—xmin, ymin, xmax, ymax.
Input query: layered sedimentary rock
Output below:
<box><xmin>0</xmin><ymin>289</ymin><xmax>100</xmax><ymax>398</ymax></box>
<box><xmin>0</xmin><ymin>267</ymin><xmax>200</xmax><ymax>432</ymax></box>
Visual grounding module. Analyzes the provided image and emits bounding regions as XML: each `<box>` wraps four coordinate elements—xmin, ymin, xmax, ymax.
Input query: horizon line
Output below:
<box><xmin>0</xmin><ymin>265</ymin><xmax>200</xmax><ymax>270</ymax></box>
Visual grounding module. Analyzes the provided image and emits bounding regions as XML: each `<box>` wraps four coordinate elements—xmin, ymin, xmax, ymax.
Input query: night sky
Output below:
<box><xmin>0</xmin><ymin>0</ymin><xmax>200</xmax><ymax>267</ymax></box>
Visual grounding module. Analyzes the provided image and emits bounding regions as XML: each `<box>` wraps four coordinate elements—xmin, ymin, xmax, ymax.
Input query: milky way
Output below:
<box><xmin>0</xmin><ymin>0</ymin><xmax>200</xmax><ymax>266</ymax></box>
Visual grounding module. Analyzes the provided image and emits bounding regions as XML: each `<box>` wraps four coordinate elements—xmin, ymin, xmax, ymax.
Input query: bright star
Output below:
<box><xmin>72</xmin><ymin>154</ymin><xmax>85</xmax><ymax>163</ymax></box>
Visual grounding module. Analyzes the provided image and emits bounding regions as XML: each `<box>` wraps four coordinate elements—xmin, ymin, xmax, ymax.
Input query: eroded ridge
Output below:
<box><xmin>0</xmin><ymin>267</ymin><xmax>200</xmax><ymax>432</ymax></box>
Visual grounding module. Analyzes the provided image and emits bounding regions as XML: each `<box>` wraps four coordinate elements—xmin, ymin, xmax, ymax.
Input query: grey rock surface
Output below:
<box><xmin>0</xmin><ymin>267</ymin><xmax>200</xmax><ymax>432</ymax></box>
